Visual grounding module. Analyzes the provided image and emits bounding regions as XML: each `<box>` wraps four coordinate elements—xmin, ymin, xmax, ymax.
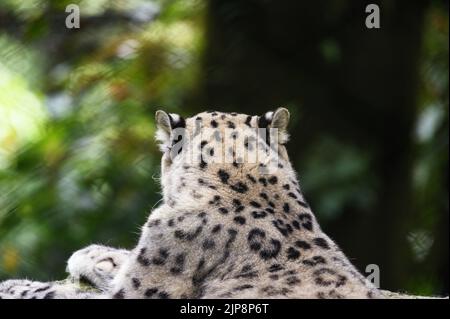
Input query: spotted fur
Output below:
<box><xmin>0</xmin><ymin>109</ymin><xmax>381</xmax><ymax>299</ymax></box>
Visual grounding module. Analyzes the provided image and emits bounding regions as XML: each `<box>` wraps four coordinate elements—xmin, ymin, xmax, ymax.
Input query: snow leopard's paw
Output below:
<box><xmin>67</xmin><ymin>244</ymin><xmax>130</xmax><ymax>291</ymax></box>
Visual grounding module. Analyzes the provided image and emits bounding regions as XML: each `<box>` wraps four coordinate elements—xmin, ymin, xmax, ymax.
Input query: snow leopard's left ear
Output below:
<box><xmin>259</xmin><ymin>107</ymin><xmax>290</xmax><ymax>144</ymax></box>
<box><xmin>155</xmin><ymin>110</ymin><xmax>185</xmax><ymax>152</ymax></box>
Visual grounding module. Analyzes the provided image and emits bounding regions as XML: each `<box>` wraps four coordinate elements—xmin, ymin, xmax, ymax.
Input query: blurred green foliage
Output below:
<box><xmin>0</xmin><ymin>0</ymin><xmax>447</xmax><ymax>295</ymax></box>
<box><xmin>0</xmin><ymin>0</ymin><xmax>205</xmax><ymax>280</ymax></box>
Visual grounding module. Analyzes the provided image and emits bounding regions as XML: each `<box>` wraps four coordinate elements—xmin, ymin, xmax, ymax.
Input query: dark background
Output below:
<box><xmin>0</xmin><ymin>0</ymin><xmax>448</xmax><ymax>295</ymax></box>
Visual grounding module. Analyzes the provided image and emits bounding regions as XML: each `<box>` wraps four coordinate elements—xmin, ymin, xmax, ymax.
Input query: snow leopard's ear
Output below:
<box><xmin>259</xmin><ymin>107</ymin><xmax>290</xmax><ymax>144</ymax></box>
<box><xmin>155</xmin><ymin>110</ymin><xmax>185</xmax><ymax>152</ymax></box>
<box><xmin>270</xmin><ymin>107</ymin><xmax>290</xmax><ymax>132</ymax></box>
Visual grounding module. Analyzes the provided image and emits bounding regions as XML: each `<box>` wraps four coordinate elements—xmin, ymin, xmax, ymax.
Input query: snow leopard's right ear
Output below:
<box><xmin>155</xmin><ymin>110</ymin><xmax>185</xmax><ymax>152</ymax></box>
<box><xmin>258</xmin><ymin>107</ymin><xmax>290</xmax><ymax>145</ymax></box>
